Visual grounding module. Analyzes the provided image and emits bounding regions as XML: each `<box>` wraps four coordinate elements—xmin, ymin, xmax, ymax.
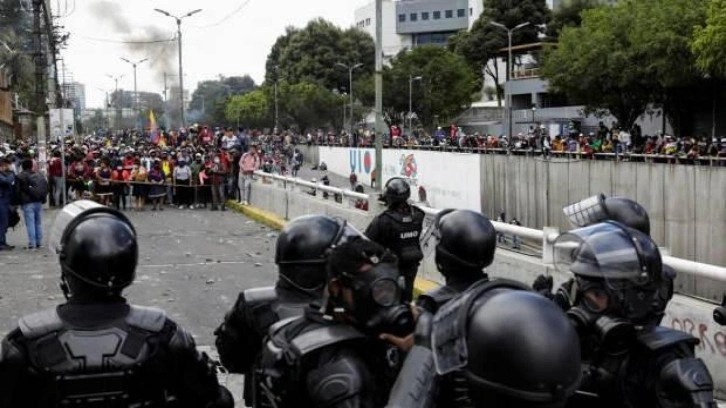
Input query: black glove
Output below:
<box><xmin>533</xmin><ymin>275</ymin><xmax>554</xmax><ymax>296</ymax></box>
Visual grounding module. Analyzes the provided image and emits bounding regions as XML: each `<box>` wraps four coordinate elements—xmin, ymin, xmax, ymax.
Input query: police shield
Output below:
<box><xmin>563</xmin><ymin>194</ymin><xmax>609</xmax><ymax>229</ymax></box>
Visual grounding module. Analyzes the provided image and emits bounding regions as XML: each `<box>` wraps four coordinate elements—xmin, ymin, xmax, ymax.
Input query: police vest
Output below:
<box><xmin>17</xmin><ymin>305</ymin><xmax>175</xmax><ymax>407</ymax></box>
<box><xmin>256</xmin><ymin>317</ymin><xmax>366</xmax><ymax>408</ymax></box>
<box><xmin>383</xmin><ymin>207</ymin><xmax>424</xmax><ymax>266</ymax></box>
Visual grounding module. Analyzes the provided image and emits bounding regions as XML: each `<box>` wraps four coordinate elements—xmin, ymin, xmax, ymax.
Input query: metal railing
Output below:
<box><xmin>419</xmin><ymin>204</ymin><xmax>726</xmax><ymax>284</ymax></box>
<box><xmin>253</xmin><ymin>173</ymin><xmax>726</xmax><ymax>284</ymax></box>
<box><xmin>253</xmin><ymin>170</ymin><xmax>369</xmax><ymax>209</ymax></box>
<box><xmin>309</xmin><ymin>143</ymin><xmax>726</xmax><ymax>166</ymax></box>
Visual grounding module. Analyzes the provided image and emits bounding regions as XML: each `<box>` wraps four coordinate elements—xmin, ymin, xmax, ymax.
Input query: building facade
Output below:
<box><xmin>354</xmin><ymin>0</ymin><xmax>482</xmax><ymax>60</ymax></box>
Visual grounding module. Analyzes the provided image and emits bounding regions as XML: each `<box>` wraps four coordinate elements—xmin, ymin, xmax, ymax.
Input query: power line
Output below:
<box><xmin>73</xmin><ymin>34</ymin><xmax>176</xmax><ymax>44</ymax></box>
<box><xmin>189</xmin><ymin>0</ymin><xmax>252</xmax><ymax>29</ymax></box>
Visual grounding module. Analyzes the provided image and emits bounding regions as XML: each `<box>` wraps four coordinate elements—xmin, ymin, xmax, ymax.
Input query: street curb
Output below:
<box><xmin>226</xmin><ymin>200</ymin><xmax>439</xmax><ymax>297</ymax></box>
<box><xmin>226</xmin><ymin>201</ymin><xmax>286</xmax><ymax>230</ymax></box>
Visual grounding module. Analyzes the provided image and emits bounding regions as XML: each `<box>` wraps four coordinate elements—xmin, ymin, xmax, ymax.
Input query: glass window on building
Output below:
<box><xmin>457</xmin><ymin>9</ymin><xmax>465</xmax><ymax>17</ymax></box>
<box><xmin>470</xmin><ymin>8</ymin><xmax>473</xmax><ymax>15</ymax></box>
<box><xmin>445</xmin><ymin>10</ymin><xmax>453</xmax><ymax>18</ymax></box>
<box><xmin>422</xmin><ymin>11</ymin><xmax>429</xmax><ymax>20</ymax></box>
<box><xmin>433</xmin><ymin>11</ymin><xmax>441</xmax><ymax>19</ymax></box>
<box><xmin>366</xmin><ymin>18</ymin><xmax>371</xmax><ymax>26</ymax></box>
<box><xmin>410</xmin><ymin>12</ymin><xmax>418</xmax><ymax>22</ymax></box>
<box><xmin>399</xmin><ymin>13</ymin><xmax>406</xmax><ymax>22</ymax></box>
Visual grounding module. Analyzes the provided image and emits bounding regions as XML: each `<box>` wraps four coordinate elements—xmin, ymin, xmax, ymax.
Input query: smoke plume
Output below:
<box><xmin>88</xmin><ymin>0</ymin><xmax>178</xmax><ymax>84</ymax></box>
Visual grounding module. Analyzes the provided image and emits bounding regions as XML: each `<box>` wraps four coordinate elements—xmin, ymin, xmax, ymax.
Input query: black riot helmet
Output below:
<box><xmin>275</xmin><ymin>215</ymin><xmax>363</xmax><ymax>293</ymax></box>
<box><xmin>432</xmin><ymin>281</ymin><xmax>581</xmax><ymax>408</ymax></box>
<box><xmin>49</xmin><ymin>200</ymin><xmax>138</xmax><ymax>299</ymax></box>
<box><xmin>427</xmin><ymin>209</ymin><xmax>497</xmax><ymax>280</ymax></box>
<box><xmin>326</xmin><ymin>237</ymin><xmax>415</xmax><ymax>337</ymax></box>
<box><xmin>554</xmin><ymin>221</ymin><xmax>664</xmax><ymax>326</ymax></box>
<box><xmin>563</xmin><ymin>193</ymin><xmax>650</xmax><ymax>235</ymax></box>
<box><xmin>382</xmin><ymin>177</ymin><xmax>411</xmax><ymax>208</ymax></box>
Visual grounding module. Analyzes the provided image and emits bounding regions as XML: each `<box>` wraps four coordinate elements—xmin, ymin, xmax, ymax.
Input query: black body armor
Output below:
<box><xmin>257</xmin><ymin>309</ymin><xmax>400</xmax><ymax>408</ymax></box>
<box><xmin>215</xmin><ymin>285</ymin><xmax>315</xmax><ymax>407</ymax></box>
<box><xmin>569</xmin><ymin>326</ymin><xmax>717</xmax><ymax>408</ymax></box>
<box><xmin>0</xmin><ymin>302</ymin><xmax>231</xmax><ymax>408</ymax></box>
<box><xmin>365</xmin><ymin>206</ymin><xmax>425</xmax><ymax>268</ymax></box>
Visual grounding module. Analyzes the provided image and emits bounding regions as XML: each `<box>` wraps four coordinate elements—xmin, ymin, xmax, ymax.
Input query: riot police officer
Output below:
<box><xmin>365</xmin><ymin>177</ymin><xmax>425</xmax><ymax>303</ymax></box>
<box><xmin>214</xmin><ymin>215</ymin><xmax>356</xmax><ymax>406</ymax></box>
<box><xmin>416</xmin><ymin>209</ymin><xmax>497</xmax><ymax>314</ymax></box>
<box><xmin>0</xmin><ymin>200</ymin><xmax>233</xmax><ymax>408</ymax></box>
<box><xmin>553</xmin><ymin>221</ymin><xmax>716</xmax><ymax>407</ymax></box>
<box><xmin>535</xmin><ymin>193</ymin><xmax>674</xmax><ymax>324</ymax></box>
<box><xmin>257</xmin><ymin>237</ymin><xmax>416</xmax><ymax>408</ymax></box>
<box><xmin>387</xmin><ymin>280</ymin><xmax>582</xmax><ymax>408</ymax></box>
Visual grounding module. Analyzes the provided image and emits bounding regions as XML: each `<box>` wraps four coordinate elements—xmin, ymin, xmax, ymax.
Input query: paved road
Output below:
<box><xmin>0</xmin><ymin>206</ymin><xmax>280</xmax><ymax>347</ymax></box>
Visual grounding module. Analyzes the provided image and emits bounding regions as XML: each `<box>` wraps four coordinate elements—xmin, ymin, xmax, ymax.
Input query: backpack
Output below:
<box><xmin>25</xmin><ymin>172</ymin><xmax>48</xmax><ymax>203</ymax></box>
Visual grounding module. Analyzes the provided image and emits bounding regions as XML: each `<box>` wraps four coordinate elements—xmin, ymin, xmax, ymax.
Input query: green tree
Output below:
<box><xmin>542</xmin><ymin>0</ymin><xmax>707</xmax><ymax>133</ymax></box>
<box><xmin>276</xmin><ymin>81</ymin><xmax>344</xmax><ymax>132</ymax></box>
<box><xmin>693</xmin><ymin>0</ymin><xmax>726</xmax><ymax>78</ymax></box>
<box><xmin>0</xmin><ymin>0</ymin><xmax>34</xmax><ymax>109</ymax></box>
<box><xmin>450</xmin><ymin>0</ymin><xmax>551</xmax><ymax>105</ymax></box>
<box><xmin>263</xmin><ymin>19</ymin><xmax>375</xmax><ymax>92</ymax></box>
<box><xmin>357</xmin><ymin>46</ymin><xmax>478</xmax><ymax>128</ymax></box>
<box><xmin>225</xmin><ymin>90</ymin><xmax>270</xmax><ymax>128</ymax></box>
<box><xmin>189</xmin><ymin>75</ymin><xmax>257</xmax><ymax>124</ymax></box>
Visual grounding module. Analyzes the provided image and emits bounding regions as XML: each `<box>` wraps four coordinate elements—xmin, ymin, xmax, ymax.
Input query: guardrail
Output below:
<box><xmin>254</xmin><ymin>170</ymin><xmax>369</xmax><ymax>208</ymax></box>
<box><xmin>311</xmin><ymin>143</ymin><xmax>726</xmax><ymax>165</ymax></box>
<box><xmin>420</xmin><ymin>203</ymin><xmax>726</xmax><ymax>284</ymax></box>
<box><xmin>254</xmin><ymin>172</ymin><xmax>726</xmax><ymax>284</ymax></box>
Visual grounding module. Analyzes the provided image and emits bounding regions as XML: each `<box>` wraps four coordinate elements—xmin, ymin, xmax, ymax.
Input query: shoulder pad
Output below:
<box><xmin>291</xmin><ymin>325</ymin><xmax>365</xmax><ymax>357</ymax></box>
<box><xmin>307</xmin><ymin>354</ymin><xmax>365</xmax><ymax>407</ymax></box>
<box><xmin>243</xmin><ymin>286</ymin><xmax>277</xmax><ymax>305</ymax></box>
<box><xmin>637</xmin><ymin>326</ymin><xmax>699</xmax><ymax>352</ymax></box>
<box><xmin>419</xmin><ymin>286</ymin><xmax>460</xmax><ymax>312</ymax></box>
<box><xmin>18</xmin><ymin>308</ymin><xmax>63</xmax><ymax>340</ymax></box>
<box><xmin>127</xmin><ymin>306</ymin><xmax>167</xmax><ymax>333</ymax></box>
<box><xmin>432</xmin><ymin>279</ymin><xmax>530</xmax><ymax>375</ymax></box>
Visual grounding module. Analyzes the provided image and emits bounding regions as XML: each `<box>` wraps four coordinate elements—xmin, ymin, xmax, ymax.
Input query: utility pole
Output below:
<box><xmin>155</xmin><ymin>8</ymin><xmax>202</xmax><ymax>129</ymax></box>
<box><xmin>106</xmin><ymin>74</ymin><xmax>124</xmax><ymax>130</ymax></box>
<box><xmin>490</xmin><ymin>21</ymin><xmax>530</xmax><ymax>140</ymax></box>
<box><xmin>120</xmin><ymin>57</ymin><xmax>148</xmax><ymax>128</ymax></box>
<box><xmin>335</xmin><ymin>62</ymin><xmax>363</xmax><ymax>138</ymax></box>
<box><xmin>374</xmin><ymin>0</ymin><xmax>383</xmax><ymax>191</ymax></box>
<box><xmin>32</xmin><ymin>0</ymin><xmax>45</xmax><ymax>144</ymax></box>
<box><xmin>408</xmin><ymin>75</ymin><xmax>422</xmax><ymax>137</ymax></box>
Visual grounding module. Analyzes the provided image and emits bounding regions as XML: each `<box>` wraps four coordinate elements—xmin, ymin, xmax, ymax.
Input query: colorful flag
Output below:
<box><xmin>148</xmin><ymin>110</ymin><xmax>159</xmax><ymax>144</ymax></box>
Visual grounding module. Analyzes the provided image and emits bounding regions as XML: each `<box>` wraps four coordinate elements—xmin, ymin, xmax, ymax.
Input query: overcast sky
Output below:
<box><xmin>56</xmin><ymin>0</ymin><xmax>369</xmax><ymax>108</ymax></box>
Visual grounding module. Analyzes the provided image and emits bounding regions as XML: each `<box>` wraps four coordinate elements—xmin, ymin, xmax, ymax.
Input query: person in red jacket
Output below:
<box><xmin>48</xmin><ymin>151</ymin><xmax>64</xmax><ymax>207</ymax></box>
<box><xmin>111</xmin><ymin>163</ymin><xmax>130</xmax><ymax>210</ymax></box>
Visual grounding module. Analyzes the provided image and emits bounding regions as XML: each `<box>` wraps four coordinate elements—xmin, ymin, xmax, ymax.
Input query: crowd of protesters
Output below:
<box><xmin>308</xmin><ymin>122</ymin><xmax>726</xmax><ymax>165</ymax></box>
<box><xmin>0</xmin><ymin>124</ymin><xmax>315</xmax><ymax>218</ymax></box>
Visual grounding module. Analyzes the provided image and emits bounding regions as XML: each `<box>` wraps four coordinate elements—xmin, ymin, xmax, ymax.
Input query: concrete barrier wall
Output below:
<box><xmin>477</xmin><ymin>155</ymin><xmax>726</xmax><ymax>301</ymax></box>
<box><xmin>249</xmin><ymin>177</ymin><xmax>726</xmax><ymax>397</ymax></box>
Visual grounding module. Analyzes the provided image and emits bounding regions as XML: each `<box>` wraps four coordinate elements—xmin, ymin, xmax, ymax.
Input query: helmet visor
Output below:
<box><xmin>48</xmin><ymin>200</ymin><xmax>104</xmax><ymax>255</ymax></box>
<box><xmin>332</xmin><ymin>218</ymin><xmax>365</xmax><ymax>249</ymax></box>
<box><xmin>563</xmin><ymin>194</ymin><xmax>608</xmax><ymax>228</ymax></box>
<box><xmin>420</xmin><ymin>209</ymin><xmax>453</xmax><ymax>258</ymax></box>
<box><xmin>553</xmin><ymin>222</ymin><xmax>649</xmax><ymax>288</ymax></box>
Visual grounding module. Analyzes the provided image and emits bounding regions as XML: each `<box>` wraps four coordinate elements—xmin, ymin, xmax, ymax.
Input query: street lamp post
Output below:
<box><xmin>120</xmin><ymin>57</ymin><xmax>148</xmax><ymax>127</ymax></box>
<box><xmin>154</xmin><ymin>8</ymin><xmax>202</xmax><ymax>129</ymax></box>
<box><xmin>272</xmin><ymin>66</ymin><xmax>286</xmax><ymax>132</ymax></box>
<box><xmin>106</xmin><ymin>74</ymin><xmax>124</xmax><ymax>130</ymax></box>
<box><xmin>336</xmin><ymin>62</ymin><xmax>363</xmax><ymax>138</ymax></box>
<box><xmin>408</xmin><ymin>75</ymin><xmax>422</xmax><ymax>137</ymax></box>
<box><xmin>489</xmin><ymin>21</ymin><xmax>530</xmax><ymax>139</ymax></box>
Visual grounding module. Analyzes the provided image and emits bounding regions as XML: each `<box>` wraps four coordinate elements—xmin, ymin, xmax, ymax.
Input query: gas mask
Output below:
<box><xmin>337</xmin><ymin>262</ymin><xmax>415</xmax><ymax>337</ymax></box>
<box><xmin>567</xmin><ymin>279</ymin><xmax>635</xmax><ymax>356</ymax></box>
